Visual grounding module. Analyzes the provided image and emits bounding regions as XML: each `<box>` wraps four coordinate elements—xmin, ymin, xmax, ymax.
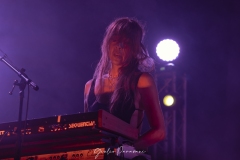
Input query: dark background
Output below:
<box><xmin>0</xmin><ymin>1</ymin><xmax>239</xmax><ymax>160</ymax></box>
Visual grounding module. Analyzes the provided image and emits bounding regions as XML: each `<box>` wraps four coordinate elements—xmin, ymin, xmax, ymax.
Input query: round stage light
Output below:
<box><xmin>163</xmin><ymin>94</ymin><xmax>176</xmax><ymax>107</ymax></box>
<box><xmin>156</xmin><ymin>39</ymin><xmax>180</xmax><ymax>62</ymax></box>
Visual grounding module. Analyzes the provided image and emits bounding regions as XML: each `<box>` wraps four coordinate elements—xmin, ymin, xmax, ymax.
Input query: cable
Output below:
<box><xmin>21</xmin><ymin>84</ymin><xmax>30</xmax><ymax>146</ymax></box>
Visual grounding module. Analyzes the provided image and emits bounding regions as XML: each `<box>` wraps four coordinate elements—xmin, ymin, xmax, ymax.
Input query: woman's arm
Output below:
<box><xmin>84</xmin><ymin>79</ymin><xmax>92</xmax><ymax>113</ymax></box>
<box><xmin>134</xmin><ymin>72</ymin><xmax>166</xmax><ymax>150</ymax></box>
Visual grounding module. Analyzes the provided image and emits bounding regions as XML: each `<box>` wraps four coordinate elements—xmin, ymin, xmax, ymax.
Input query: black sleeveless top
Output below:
<box><xmin>87</xmin><ymin>73</ymin><xmax>142</xmax><ymax>124</ymax></box>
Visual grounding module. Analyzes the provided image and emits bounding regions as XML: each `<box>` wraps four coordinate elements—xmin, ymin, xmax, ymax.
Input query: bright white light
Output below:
<box><xmin>163</xmin><ymin>95</ymin><xmax>175</xmax><ymax>107</ymax></box>
<box><xmin>156</xmin><ymin>39</ymin><xmax>180</xmax><ymax>62</ymax></box>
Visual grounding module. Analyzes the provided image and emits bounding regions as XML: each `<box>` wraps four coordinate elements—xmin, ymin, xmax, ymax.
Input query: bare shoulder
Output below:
<box><xmin>85</xmin><ymin>79</ymin><xmax>93</xmax><ymax>87</ymax></box>
<box><xmin>137</xmin><ymin>72</ymin><xmax>155</xmax><ymax>88</ymax></box>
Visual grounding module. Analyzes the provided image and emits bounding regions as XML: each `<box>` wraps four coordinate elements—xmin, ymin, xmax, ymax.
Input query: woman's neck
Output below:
<box><xmin>109</xmin><ymin>65</ymin><xmax>120</xmax><ymax>77</ymax></box>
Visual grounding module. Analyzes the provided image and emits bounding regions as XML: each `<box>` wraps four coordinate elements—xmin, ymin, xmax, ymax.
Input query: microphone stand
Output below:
<box><xmin>0</xmin><ymin>55</ymin><xmax>39</xmax><ymax>160</ymax></box>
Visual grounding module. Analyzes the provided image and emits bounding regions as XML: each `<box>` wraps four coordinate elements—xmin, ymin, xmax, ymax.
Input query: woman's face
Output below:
<box><xmin>108</xmin><ymin>36</ymin><xmax>132</xmax><ymax>67</ymax></box>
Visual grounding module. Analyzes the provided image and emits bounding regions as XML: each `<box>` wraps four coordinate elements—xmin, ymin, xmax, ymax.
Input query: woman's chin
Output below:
<box><xmin>111</xmin><ymin>59</ymin><xmax>123</xmax><ymax>66</ymax></box>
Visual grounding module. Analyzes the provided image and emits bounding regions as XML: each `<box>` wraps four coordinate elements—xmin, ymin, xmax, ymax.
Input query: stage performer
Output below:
<box><xmin>84</xmin><ymin>17</ymin><xmax>165</xmax><ymax>159</ymax></box>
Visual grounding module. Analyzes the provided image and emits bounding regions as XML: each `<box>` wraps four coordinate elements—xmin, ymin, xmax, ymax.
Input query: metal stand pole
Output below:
<box><xmin>0</xmin><ymin>55</ymin><xmax>39</xmax><ymax>159</ymax></box>
<box><xmin>14</xmin><ymin>78</ymin><xmax>26</xmax><ymax>160</ymax></box>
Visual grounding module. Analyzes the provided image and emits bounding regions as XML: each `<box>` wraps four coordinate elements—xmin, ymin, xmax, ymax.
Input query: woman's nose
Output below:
<box><xmin>119</xmin><ymin>42</ymin><xmax>124</xmax><ymax>48</ymax></box>
<box><xmin>118</xmin><ymin>42</ymin><xmax>124</xmax><ymax>49</ymax></box>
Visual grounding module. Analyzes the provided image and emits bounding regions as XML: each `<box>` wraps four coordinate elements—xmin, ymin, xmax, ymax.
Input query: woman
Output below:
<box><xmin>84</xmin><ymin>17</ymin><xmax>165</xmax><ymax>158</ymax></box>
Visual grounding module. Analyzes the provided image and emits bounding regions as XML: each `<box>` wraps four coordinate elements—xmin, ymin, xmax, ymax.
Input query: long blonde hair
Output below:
<box><xmin>93</xmin><ymin>17</ymin><xmax>154</xmax><ymax>112</ymax></box>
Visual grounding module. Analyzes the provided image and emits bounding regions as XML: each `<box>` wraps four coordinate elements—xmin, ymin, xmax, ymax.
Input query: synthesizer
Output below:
<box><xmin>0</xmin><ymin>110</ymin><xmax>138</xmax><ymax>159</ymax></box>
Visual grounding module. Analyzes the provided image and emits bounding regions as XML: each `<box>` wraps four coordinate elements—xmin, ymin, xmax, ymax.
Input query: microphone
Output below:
<box><xmin>0</xmin><ymin>56</ymin><xmax>39</xmax><ymax>91</ymax></box>
<box><xmin>19</xmin><ymin>69</ymin><xmax>39</xmax><ymax>91</ymax></box>
<box><xmin>29</xmin><ymin>81</ymin><xmax>39</xmax><ymax>91</ymax></box>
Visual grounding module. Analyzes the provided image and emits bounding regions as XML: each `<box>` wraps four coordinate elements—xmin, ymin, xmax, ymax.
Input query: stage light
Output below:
<box><xmin>163</xmin><ymin>94</ymin><xmax>176</xmax><ymax>107</ymax></box>
<box><xmin>156</xmin><ymin>39</ymin><xmax>180</xmax><ymax>62</ymax></box>
<box><xmin>160</xmin><ymin>92</ymin><xmax>182</xmax><ymax>109</ymax></box>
